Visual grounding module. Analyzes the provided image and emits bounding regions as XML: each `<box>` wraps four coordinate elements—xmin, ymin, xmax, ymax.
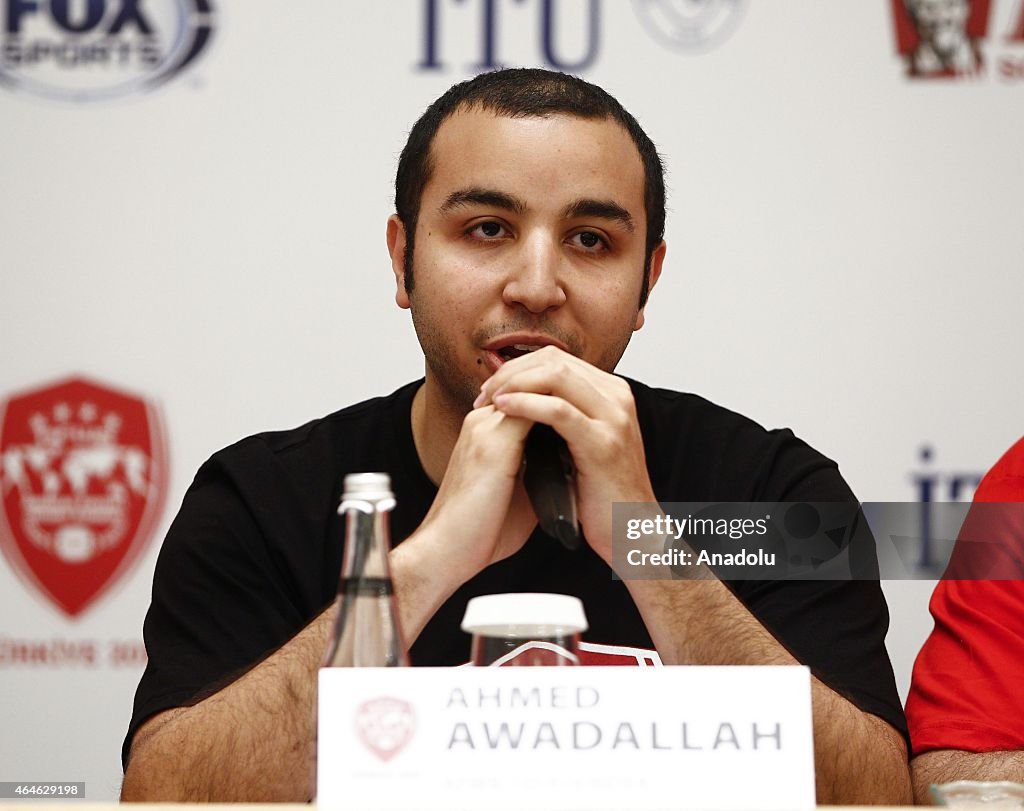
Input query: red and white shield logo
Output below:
<box><xmin>354</xmin><ymin>697</ymin><xmax>416</xmax><ymax>762</ymax></box>
<box><xmin>0</xmin><ymin>376</ymin><xmax>167</xmax><ymax>617</ymax></box>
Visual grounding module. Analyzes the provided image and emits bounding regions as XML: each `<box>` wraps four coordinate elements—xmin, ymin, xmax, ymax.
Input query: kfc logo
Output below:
<box><xmin>891</xmin><ymin>0</ymin><xmax>991</xmax><ymax>77</ymax></box>
<box><xmin>0</xmin><ymin>377</ymin><xmax>167</xmax><ymax>616</ymax></box>
<box><xmin>892</xmin><ymin>0</ymin><xmax>1024</xmax><ymax>80</ymax></box>
<box><xmin>355</xmin><ymin>697</ymin><xmax>416</xmax><ymax>762</ymax></box>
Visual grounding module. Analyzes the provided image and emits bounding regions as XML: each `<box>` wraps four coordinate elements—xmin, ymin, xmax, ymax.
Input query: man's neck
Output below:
<box><xmin>410</xmin><ymin>378</ymin><xmax>466</xmax><ymax>486</ymax></box>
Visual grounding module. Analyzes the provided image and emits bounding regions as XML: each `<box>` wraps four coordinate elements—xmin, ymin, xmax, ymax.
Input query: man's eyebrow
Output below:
<box><xmin>439</xmin><ymin>188</ymin><xmax>526</xmax><ymax>215</ymax></box>
<box><xmin>563</xmin><ymin>199</ymin><xmax>635</xmax><ymax>232</ymax></box>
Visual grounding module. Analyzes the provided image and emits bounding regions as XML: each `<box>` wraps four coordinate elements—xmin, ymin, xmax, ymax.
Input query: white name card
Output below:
<box><xmin>317</xmin><ymin>666</ymin><xmax>814</xmax><ymax>811</ymax></box>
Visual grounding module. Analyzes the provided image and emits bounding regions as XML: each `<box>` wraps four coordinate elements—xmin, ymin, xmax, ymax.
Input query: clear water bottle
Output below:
<box><xmin>461</xmin><ymin>593</ymin><xmax>588</xmax><ymax>666</ymax></box>
<box><xmin>323</xmin><ymin>473</ymin><xmax>409</xmax><ymax>667</ymax></box>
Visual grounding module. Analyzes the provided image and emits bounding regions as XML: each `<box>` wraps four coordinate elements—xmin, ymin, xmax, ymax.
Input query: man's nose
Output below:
<box><xmin>501</xmin><ymin>231</ymin><xmax>567</xmax><ymax>314</ymax></box>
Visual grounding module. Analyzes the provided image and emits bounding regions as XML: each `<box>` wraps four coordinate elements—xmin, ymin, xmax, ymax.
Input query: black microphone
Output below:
<box><xmin>523</xmin><ymin>424</ymin><xmax>581</xmax><ymax>550</ymax></box>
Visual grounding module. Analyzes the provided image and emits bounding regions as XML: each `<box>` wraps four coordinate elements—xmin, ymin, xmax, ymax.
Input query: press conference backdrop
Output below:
<box><xmin>1</xmin><ymin>0</ymin><xmax>1021</xmax><ymax>798</ymax></box>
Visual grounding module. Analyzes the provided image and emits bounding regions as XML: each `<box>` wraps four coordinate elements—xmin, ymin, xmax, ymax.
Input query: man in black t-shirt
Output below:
<box><xmin>121</xmin><ymin>69</ymin><xmax>912</xmax><ymax>804</ymax></box>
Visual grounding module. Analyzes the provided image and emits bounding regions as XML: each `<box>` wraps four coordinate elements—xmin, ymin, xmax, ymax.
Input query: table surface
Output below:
<box><xmin>0</xmin><ymin>802</ymin><xmax>925</xmax><ymax>806</ymax></box>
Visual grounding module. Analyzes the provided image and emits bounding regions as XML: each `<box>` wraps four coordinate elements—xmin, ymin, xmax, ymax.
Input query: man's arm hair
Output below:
<box><xmin>121</xmin><ymin>605</ymin><xmax>332</xmax><ymax>802</ymax></box>
<box><xmin>626</xmin><ymin>577</ymin><xmax>913</xmax><ymax>805</ymax></box>
<box><xmin>912</xmin><ymin>750</ymin><xmax>1024</xmax><ymax>804</ymax></box>
<box><xmin>121</xmin><ymin>533</ymin><xmax>460</xmax><ymax>802</ymax></box>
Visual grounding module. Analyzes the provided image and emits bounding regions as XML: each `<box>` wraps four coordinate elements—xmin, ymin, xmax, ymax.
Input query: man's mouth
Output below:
<box><xmin>496</xmin><ymin>344</ymin><xmax>547</xmax><ymax>362</ymax></box>
<box><xmin>482</xmin><ymin>336</ymin><xmax>570</xmax><ymax>371</ymax></box>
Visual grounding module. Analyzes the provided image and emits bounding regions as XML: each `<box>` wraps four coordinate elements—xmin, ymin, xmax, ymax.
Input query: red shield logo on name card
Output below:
<box><xmin>0</xmin><ymin>377</ymin><xmax>168</xmax><ymax>617</ymax></box>
<box><xmin>355</xmin><ymin>697</ymin><xmax>416</xmax><ymax>762</ymax></box>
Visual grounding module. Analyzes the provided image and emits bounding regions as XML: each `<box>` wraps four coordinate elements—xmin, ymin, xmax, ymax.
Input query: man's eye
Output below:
<box><xmin>470</xmin><ymin>221</ymin><xmax>506</xmax><ymax>239</ymax></box>
<box><xmin>571</xmin><ymin>231</ymin><xmax>608</xmax><ymax>251</ymax></box>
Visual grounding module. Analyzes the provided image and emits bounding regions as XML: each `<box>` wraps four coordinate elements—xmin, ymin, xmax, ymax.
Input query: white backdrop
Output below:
<box><xmin>2</xmin><ymin>1</ymin><xmax>1023</xmax><ymax>799</ymax></box>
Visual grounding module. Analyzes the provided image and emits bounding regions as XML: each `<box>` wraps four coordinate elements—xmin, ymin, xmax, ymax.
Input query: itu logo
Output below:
<box><xmin>0</xmin><ymin>0</ymin><xmax>215</xmax><ymax>102</ymax></box>
<box><xmin>419</xmin><ymin>0</ymin><xmax>601</xmax><ymax>72</ymax></box>
<box><xmin>416</xmin><ymin>0</ymin><xmax>747</xmax><ymax>73</ymax></box>
<box><xmin>910</xmin><ymin>444</ymin><xmax>983</xmax><ymax>573</ymax></box>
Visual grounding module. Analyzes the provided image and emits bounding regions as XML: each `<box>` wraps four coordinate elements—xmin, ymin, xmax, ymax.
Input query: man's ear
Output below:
<box><xmin>634</xmin><ymin>240</ymin><xmax>666</xmax><ymax>331</ymax></box>
<box><xmin>386</xmin><ymin>214</ymin><xmax>410</xmax><ymax>310</ymax></box>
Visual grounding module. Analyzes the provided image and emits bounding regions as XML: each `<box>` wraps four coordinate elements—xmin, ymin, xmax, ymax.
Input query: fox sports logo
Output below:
<box><xmin>0</xmin><ymin>0</ymin><xmax>215</xmax><ymax>101</ymax></box>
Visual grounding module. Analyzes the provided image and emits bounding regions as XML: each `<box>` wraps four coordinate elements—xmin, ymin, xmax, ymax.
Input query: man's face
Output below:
<box><xmin>388</xmin><ymin>109</ymin><xmax>663</xmax><ymax>414</ymax></box>
<box><xmin>908</xmin><ymin>0</ymin><xmax>970</xmax><ymax>52</ymax></box>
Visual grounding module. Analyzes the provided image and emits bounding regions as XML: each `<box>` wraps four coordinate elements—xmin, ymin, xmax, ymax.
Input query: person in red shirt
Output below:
<box><xmin>907</xmin><ymin>436</ymin><xmax>1024</xmax><ymax>800</ymax></box>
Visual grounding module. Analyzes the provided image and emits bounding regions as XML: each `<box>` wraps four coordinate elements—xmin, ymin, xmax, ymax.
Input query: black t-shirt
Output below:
<box><xmin>124</xmin><ymin>378</ymin><xmax>907</xmax><ymax>767</ymax></box>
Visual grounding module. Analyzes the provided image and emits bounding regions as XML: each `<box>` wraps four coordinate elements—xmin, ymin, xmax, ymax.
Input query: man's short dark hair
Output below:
<box><xmin>395</xmin><ymin>68</ymin><xmax>666</xmax><ymax>307</ymax></box>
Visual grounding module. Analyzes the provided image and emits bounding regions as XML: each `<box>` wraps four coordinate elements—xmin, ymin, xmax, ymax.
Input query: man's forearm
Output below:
<box><xmin>389</xmin><ymin>527</ymin><xmax>474</xmax><ymax>643</ymax></box>
<box><xmin>626</xmin><ymin>578</ymin><xmax>912</xmax><ymax>805</ymax></box>
<box><xmin>913</xmin><ymin>751</ymin><xmax>1024</xmax><ymax>804</ymax></box>
<box><xmin>121</xmin><ymin>528</ymin><xmax>468</xmax><ymax>802</ymax></box>
<box><xmin>121</xmin><ymin>605</ymin><xmax>335</xmax><ymax>802</ymax></box>
<box><xmin>809</xmin><ymin>679</ymin><xmax>912</xmax><ymax>805</ymax></box>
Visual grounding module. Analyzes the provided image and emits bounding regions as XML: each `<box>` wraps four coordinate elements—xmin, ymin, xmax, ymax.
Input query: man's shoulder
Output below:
<box><xmin>222</xmin><ymin>382</ymin><xmax>417</xmax><ymax>454</ymax></box>
<box><xmin>623</xmin><ymin>376</ymin><xmax>849</xmax><ymax>501</ymax></box>
<box><xmin>625</xmin><ymin>376</ymin><xmax>783</xmax><ymax>442</ymax></box>
<box><xmin>198</xmin><ymin>381</ymin><xmax>421</xmax><ymax>488</ymax></box>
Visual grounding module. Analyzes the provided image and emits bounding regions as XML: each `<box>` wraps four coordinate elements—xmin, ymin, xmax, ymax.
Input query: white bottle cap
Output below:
<box><xmin>461</xmin><ymin>593</ymin><xmax>588</xmax><ymax>637</ymax></box>
<box><xmin>339</xmin><ymin>473</ymin><xmax>395</xmax><ymax>512</ymax></box>
<box><xmin>342</xmin><ymin>472</ymin><xmax>393</xmax><ymax>498</ymax></box>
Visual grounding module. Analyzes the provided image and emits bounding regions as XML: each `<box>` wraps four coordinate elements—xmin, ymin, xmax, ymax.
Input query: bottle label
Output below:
<box><xmin>340</xmin><ymin>577</ymin><xmax>394</xmax><ymax>597</ymax></box>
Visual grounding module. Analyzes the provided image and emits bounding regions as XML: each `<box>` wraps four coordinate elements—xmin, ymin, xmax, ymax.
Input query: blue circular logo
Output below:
<box><xmin>0</xmin><ymin>0</ymin><xmax>215</xmax><ymax>102</ymax></box>
<box><xmin>632</xmin><ymin>0</ymin><xmax>747</xmax><ymax>53</ymax></box>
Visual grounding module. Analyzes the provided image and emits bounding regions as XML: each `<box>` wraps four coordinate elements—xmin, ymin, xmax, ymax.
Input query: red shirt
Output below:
<box><xmin>906</xmin><ymin>437</ymin><xmax>1024</xmax><ymax>754</ymax></box>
